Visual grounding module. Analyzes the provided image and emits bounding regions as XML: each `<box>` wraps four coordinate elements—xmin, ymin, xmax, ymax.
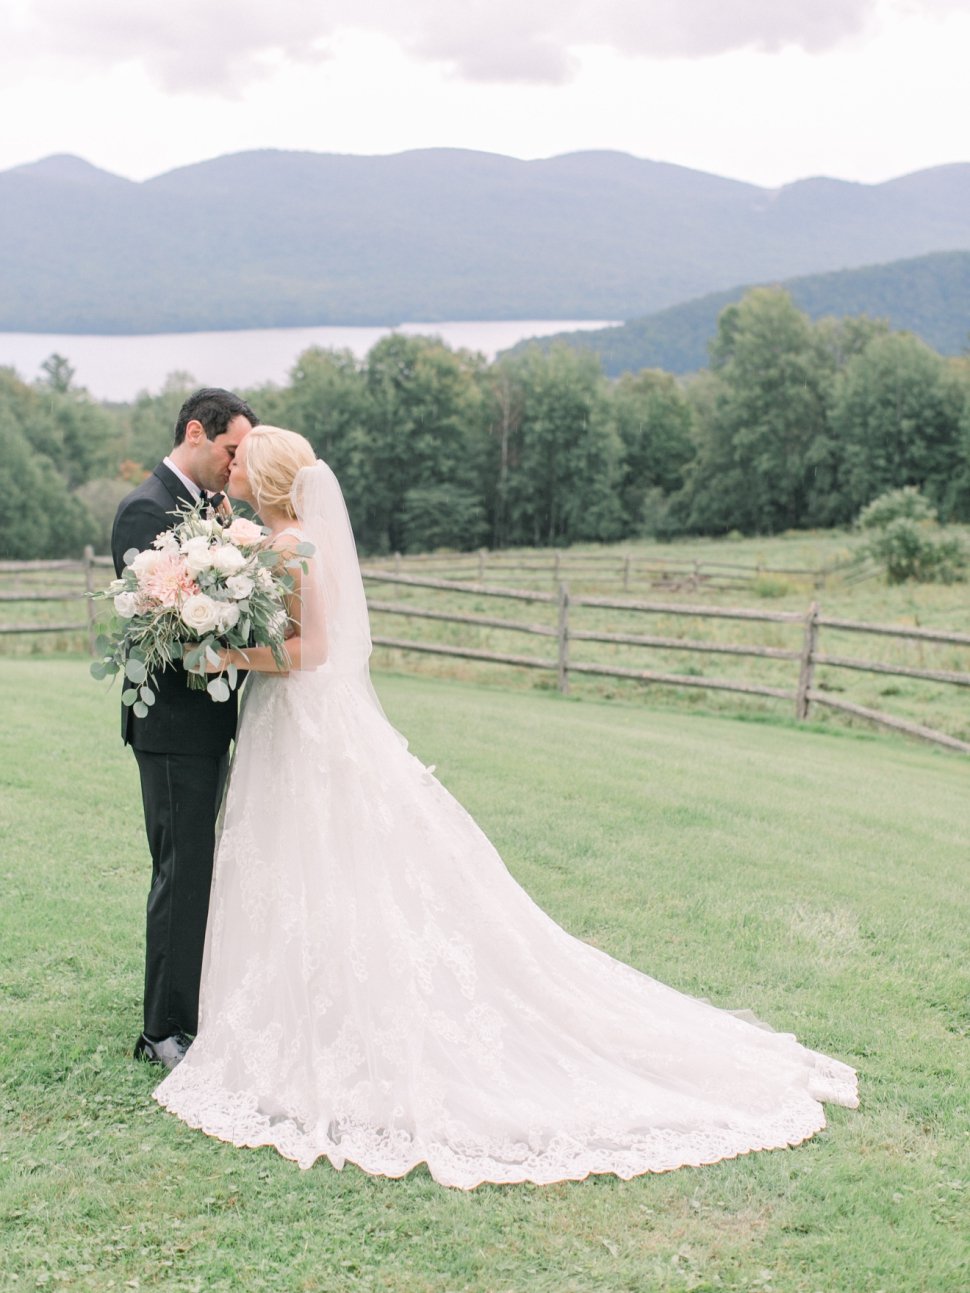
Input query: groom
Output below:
<box><xmin>111</xmin><ymin>387</ymin><xmax>258</xmax><ymax>1070</ymax></box>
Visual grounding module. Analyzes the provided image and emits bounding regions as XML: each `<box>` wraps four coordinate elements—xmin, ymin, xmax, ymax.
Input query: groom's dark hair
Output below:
<box><xmin>173</xmin><ymin>388</ymin><xmax>259</xmax><ymax>445</ymax></box>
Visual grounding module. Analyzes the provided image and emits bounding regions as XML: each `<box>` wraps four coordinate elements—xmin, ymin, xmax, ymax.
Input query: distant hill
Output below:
<box><xmin>1</xmin><ymin>149</ymin><xmax>970</xmax><ymax>333</ymax></box>
<box><xmin>505</xmin><ymin>250</ymin><xmax>970</xmax><ymax>375</ymax></box>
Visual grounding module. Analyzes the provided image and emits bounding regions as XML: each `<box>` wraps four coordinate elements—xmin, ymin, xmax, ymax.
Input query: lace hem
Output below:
<box><xmin>155</xmin><ymin>1065</ymin><xmax>858</xmax><ymax>1190</ymax></box>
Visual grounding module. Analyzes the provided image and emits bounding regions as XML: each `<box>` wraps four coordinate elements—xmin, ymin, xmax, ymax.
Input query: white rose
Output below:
<box><xmin>180</xmin><ymin>593</ymin><xmax>222</xmax><ymax>635</ymax></box>
<box><xmin>129</xmin><ymin>548</ymin><xmax>166</xmax><ymax>578</ymax></box>
<box><xmin>217</xmin><ymin>602</ymin><xmax>241</xmax><ymax>633</ymax></box>
<box><xmin>152</xmin><ymin>530</ymin><xmax>179</xmax><ymax>552</ymax></box>
<box><xmin>225</xmin><ymin>573</ymin><xmax>254</xmax><ymax>599</ymax></box>
<box><xmin>182</xmin><ymin>536</ymin><xmax>214</xmax><ymax>577</ymax></box>
<box><xmin>113</xmin><ymin>591</ymin><xmax>140</xmax><ymax>619</ymax></box>
<box><xmin>225</xmin><ymin>517</ymin><xmax>264</xmax><ymax>545</ymax></box>
<box><xmin>209</xmin><ymin>544</ymin><xmax>247</xmax><ymax>576</ymax></box>
<box><xmin>255</xmin><ymin>566</ymin><xmax>274</xmax><ymax>591</ymax></box>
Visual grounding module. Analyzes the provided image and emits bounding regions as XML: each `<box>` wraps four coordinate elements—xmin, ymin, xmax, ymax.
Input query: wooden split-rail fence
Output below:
<box><xmin>2</xmin><ymin>549</ymin><xmax>968</xmax><ymax>754</ymax></box>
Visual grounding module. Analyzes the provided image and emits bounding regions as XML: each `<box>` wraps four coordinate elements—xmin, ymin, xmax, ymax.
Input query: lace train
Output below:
<box><xmin>155</xmin><ymin>672</ymin><xmax>858</xmax><ymax>1189</ymax></box>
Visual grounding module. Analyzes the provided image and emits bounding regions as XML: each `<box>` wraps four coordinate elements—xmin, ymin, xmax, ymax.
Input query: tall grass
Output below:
<box><xmin>1</xmin><ymin>658</ymin><xmax>968</xmax><ymax>1291</ymax></box>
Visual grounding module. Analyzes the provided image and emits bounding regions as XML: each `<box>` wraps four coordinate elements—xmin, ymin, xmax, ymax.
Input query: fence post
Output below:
<box><xmin>557</xmin><ymin>582</ymin><xmax>570</xmax><ymax>695</ymax></box>
<box><xmin>393</xmin><ymin>551</ymin><xmax>402</xmax><ymax>574</ymax></box>
<box><xmin>478</xmin><ymin>548</ymin><xmax>487</xmax><ymax>580</ymax></box>
<box><xmin>553</xmin><ymin>550</ymin><xmax>562</xmax><ymax>587</ymax></box>
<box><xmin>83</xmin><ymin>545</ymin><xmax>97</xmax><ymax>655</ymax></box>
<box><xmin>623</xmin><ymin>553</ymin><xmax>631</xmax><ymax>592</ymax></box>
<box><xmin>795</xmin><ymin>600</ymin><xmax>819</xmax><ymax>720</ymax></box>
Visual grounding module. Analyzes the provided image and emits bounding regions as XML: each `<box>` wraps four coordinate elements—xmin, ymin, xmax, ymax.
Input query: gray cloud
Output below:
<box><xmin>4</xmin><ymin>1</ymin><xmax>959</xmax><ymax>91</ymax></box>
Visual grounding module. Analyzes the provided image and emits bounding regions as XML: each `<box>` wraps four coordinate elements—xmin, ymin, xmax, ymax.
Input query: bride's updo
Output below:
<box><xmin>244</xmin><ymin>426</ymin><xmax>316</xmax><ymax>518</ymax></box>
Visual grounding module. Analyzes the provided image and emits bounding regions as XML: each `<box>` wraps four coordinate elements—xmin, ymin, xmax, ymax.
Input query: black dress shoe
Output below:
<box><xmin>133</xmin><ymin>1032</ymin><xmax>191</xmax><ymax>1070</ymax></box>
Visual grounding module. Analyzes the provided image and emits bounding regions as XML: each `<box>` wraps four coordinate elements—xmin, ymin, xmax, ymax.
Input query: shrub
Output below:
<box><xmin>864</xmin><ymin>517</ymin><xmax>966</xmax><ymax>584</ymax></box>
<box><xmin>857</xmin><ymin>486</ymin><xmax>936</xmax><ymax>531</ymax></box>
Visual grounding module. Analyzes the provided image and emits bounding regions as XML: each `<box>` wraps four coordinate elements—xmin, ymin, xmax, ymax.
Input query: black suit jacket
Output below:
<box><xmin>110</xmin><ymin>463</ymin><xmax>238</xmax><ymax>755</ymax></box>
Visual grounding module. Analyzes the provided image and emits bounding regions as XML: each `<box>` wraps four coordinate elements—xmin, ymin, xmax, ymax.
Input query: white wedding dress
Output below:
<box><xmin>155</xmin><ymin>463</ymin><xmax>858</xmax><ymax>1189</ymax></box>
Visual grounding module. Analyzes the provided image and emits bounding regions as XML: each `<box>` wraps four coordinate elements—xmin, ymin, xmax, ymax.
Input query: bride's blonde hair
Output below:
<box><xmin>244</xmin><ymin>426</ymin><xmax>317</xmax><ymax>518</ymax></box>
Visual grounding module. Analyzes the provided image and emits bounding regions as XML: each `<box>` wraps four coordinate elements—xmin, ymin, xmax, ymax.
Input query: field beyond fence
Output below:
<box><xmin>2</xmin><ymin>538</ymin><xmax>969</xmax><ymax>751</ymax></box>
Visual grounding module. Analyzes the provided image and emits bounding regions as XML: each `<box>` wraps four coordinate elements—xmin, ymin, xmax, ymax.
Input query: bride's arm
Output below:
<box><xmin>209</xmin><ymin>544</ymin><xmax>321</xmax><ymax>674</ymax></box>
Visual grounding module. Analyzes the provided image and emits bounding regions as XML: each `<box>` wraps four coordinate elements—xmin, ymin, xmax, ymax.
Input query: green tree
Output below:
<box><xmin>0</xmin><ymin>366</ymin><xmax>119</xmax><ymax>489</ymax></box>
<box><xmin>121</xmin><ymin>372</ymin><xmax>198</xmax><ymax>469</ymax></box>
<box><xmin>364</xmin><ymin>335</ymin><xmax>489</xmax><ymax>552</ymax></box>
<box><xmin>0</xmin><ymin>410</ymin><xmax>94</xmax><ymax>558</ymax></box>
<box><xmin>489</xmin><ymin>346</ymin><xmax>622</xmax><ymax>547</ymax></box>
<box><xmin>682</xmin><ymin>290</ymin><xmax>835</xmax><ymax>534</ymax></box>
<box><xmin>39</xmin><ymin>353</ymin><xmax>76</xmax><ymax>394</ymax></box>
<box><xmin>831</xmin><ymin>332</ymin><xmax>965</xmax><ymax>518</ymax></box>
<box><xmin>275</xmin><ymin>348</ymin><xmax>379</xmax><ymax>546</ymax></box>
<box><xmin>609</xmin><ymin>369</ymin><xmax>695</xmax><ymax>534</ymax></box>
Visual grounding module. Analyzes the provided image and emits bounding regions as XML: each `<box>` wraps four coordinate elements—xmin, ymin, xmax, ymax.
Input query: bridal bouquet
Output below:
<box><xmin>90</xmin><ymin>506</ymin><xmax>313</xmax><ymax>713</ymax></box>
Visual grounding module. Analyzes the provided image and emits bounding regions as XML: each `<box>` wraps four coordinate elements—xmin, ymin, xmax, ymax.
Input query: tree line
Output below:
<box><xmin>2</xmin><ymin>288</ymin><xmax>970</xmax><ymax>561</ymax></box>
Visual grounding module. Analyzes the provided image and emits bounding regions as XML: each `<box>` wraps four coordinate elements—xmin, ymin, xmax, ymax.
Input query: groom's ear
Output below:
<box><xmin>184</xmin><ymin>419</ymin><xmax>207</xmax><ymax>446</ymax></box>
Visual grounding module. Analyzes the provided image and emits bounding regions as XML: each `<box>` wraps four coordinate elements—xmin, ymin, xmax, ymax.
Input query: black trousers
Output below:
<box><xmin>132</xmin><ymin>748</ymin><xmax>229</xmax><ymax>1039</ymax></box>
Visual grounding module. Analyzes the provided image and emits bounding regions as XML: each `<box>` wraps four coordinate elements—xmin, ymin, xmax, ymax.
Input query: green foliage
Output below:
<box><xmin>857</xmin><ymin>485</ymin><xmax>937</xmax><ymax>529</ymax></box>
<box><xmin>610</xmin><ymin>369</ymin><xmax>695</xmax><ymax>533</ymax></box>
<box><xmin>832</xmin><ymin>333</ymin><xmax>965</xmax><ymax>518</ymax></box>
<box><xmin>863</xmin><ymin>517</ymin><xmax>967</xmax><ymax>584</ymax></box>
<box><xmin>401</xmin><ymin>485</ymin><xmax>487</xmax><ymax>553</ymax></box>
<box><xmin>363</xmin><ymin>335</ymin><xmax>490</xmax><ymax>552</ymax></box>
<box><xmin>490</xmin><ymin>345</ymin><xmax>623</xmax><ymax>547</ymax></box>
<box><xmin>677</xmin><ymin>290</ymin><xmax>836</xmax><ymax>535</ymax></box>
<box><xmin>5</xmin><ymin>288</ymin><xmax>970</xmax><ymax>558</ymax></box>
<box><xmin>0</xmin><ymin>405</ymin><xmax>94</xmax><ymax>558</ymax></box>
<box><xmin>856</xmin><ymin>486</ymin><xmax>967</xmax><ymax>583</ymax></box>
<box><xmin>73</xmin><ymin>476</ymin><xmax>132</xmax><ymax>552</ymax></box>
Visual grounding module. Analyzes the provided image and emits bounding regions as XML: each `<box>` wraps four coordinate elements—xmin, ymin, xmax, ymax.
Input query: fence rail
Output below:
<box><xmin>365</xmin><ymin>548</ymin><xmax>842</xmax><ymax>592</ymax></box>
<box><xmin>2</xmin><ymin>552</ymin><xmax>967</xmax><ymax>753</ymax></box>
<box><xmin>361</xmin><ymin>568</ymin><xmax>970</xmax><ymax>754</ymax></box>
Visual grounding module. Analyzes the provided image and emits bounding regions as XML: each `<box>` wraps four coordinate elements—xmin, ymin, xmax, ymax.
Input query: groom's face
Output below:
<box><xmin>186</xmin><ymin>414</ymin><xmax>253</xmax><ymax>492</ymax></box>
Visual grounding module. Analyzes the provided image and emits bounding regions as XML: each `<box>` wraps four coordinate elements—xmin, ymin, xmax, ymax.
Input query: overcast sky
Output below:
<box><xmin>1</xmin><ymin>0</ymin><xmax>966</xmax><ymax>188</ymax></box>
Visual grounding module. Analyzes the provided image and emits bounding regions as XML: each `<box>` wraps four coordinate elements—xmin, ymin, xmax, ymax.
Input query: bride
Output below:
<box><xmin>154</xmin><ymin>425</ymin><xmax>858</xmax><ymax>1189</ymax></box>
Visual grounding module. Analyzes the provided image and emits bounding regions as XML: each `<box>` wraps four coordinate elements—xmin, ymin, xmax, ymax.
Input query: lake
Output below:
<box><xmin>0</xmin><ymin>320</ymin><xmax>617</xmax><ymax>403</ymax></box>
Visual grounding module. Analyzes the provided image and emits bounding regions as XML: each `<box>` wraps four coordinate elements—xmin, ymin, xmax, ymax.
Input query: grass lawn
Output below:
<box><xmin>1</xmin><ymin>658</ymin><xmax>968</xmax><ymax>1292</ymax></box>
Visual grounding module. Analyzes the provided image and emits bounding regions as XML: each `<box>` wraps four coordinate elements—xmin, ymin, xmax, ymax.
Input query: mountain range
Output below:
<box><xmin>1</xmin><ymin>148</ymin><xmax>969</xmax><ymax>333</ymax></box>
<box><xmin>507</xmin><ymin>249</ymin><xmax>970</xmax><ymax>375</ymax></box>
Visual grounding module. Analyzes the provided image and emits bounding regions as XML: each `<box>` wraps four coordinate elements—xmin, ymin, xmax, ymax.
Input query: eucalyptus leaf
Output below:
<box><xmin>124</xmin><ymin>658</ymin><xmax>147</xmax><ymax>684</ymax></box>
<box><xmin>258</xmin><ymin>549</ymin><xmax>280</xmax><ymax>566</ymax></box>
<box><xmin>123</xmin><ymin>547</ymin><xmax>139</xmax><ymax>566</ymax></box>
<box><xmin>207</xmin><ymin>677</ymin><xmax>230</xmax><ymax>703</ymax></box>
<box><xmin>133</xmin><ymin>701</ymin><xmax>149</xmax><ymax>718</ymax></box>
<box><xmin>227</xmin><ymin>662</ymin><xmax>238</xmax><ymax>690</ymax></box>
<box><xmin>169</xmin><ymin>641</ymin><xmax>183</xmax><ymax>659</ymax></box>
<box><xmin>139</xmin><ymin>686</ymin><xmax>156</xmax><ymax>706</ymax></box>
<box><xmin>95</xmin><ymin>634</ymin><xmax>110</xmax><ymax>655</ymax></box>
<box><xmin>205</xmin><ymin>645</ymin><xmax>222</xmax><ymax>667</ymax></box>
<box><xmin>294</xmin><ymin>541</ymin><xmax>315</xmax><ymax>558</ymax></box>
<box><xmin>90</xmin><ymin>661</ymin><xmax>108</xmax><ymax>681</ymax></box>
<box><xmin>121</xmin><ymin>687</ymin><xmax>138</xmax><ymax>705</ymax></box>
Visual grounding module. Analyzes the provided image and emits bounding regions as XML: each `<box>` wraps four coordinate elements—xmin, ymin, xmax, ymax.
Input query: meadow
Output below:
<box><xmin>1</xmin><ymin>657</ymin><xmax>967</xmax><ymax>1292</ymax></box>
